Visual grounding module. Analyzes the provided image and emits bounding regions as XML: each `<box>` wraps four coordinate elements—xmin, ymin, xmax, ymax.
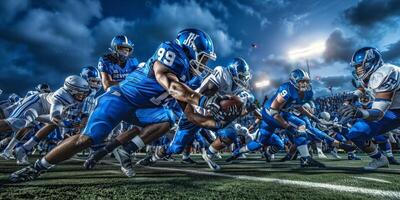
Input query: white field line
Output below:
<box><xmin>70</xmin><ymin>158</ymin><xmax>400</xmax><ymax>198</ymax></box>
<box><xmin>354</xmin><ymin>176</ymin><xmax>392</xmax><ymax>184</ymax></box>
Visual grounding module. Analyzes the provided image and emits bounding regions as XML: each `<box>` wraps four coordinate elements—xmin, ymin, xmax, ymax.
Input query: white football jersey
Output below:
<box><xmin>368</xmin><ymin>63</ymin><xmax>400</xmax><ymax>109</ymax></box>
<box><xmin>197</xmin><ymin>66</ymin><xmax>239</xmax><ymax>95</ymax></box>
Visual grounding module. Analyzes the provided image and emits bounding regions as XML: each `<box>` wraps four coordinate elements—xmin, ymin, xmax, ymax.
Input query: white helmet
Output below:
<box><xmin>319</xmin><ymin>112</ymin><xmax>331</xmax><ymax>121</ymax></box>
<box><xmin>64</xmin><ymin>75</ymin><xmax>90</xmax><ymax>101</ymax></box>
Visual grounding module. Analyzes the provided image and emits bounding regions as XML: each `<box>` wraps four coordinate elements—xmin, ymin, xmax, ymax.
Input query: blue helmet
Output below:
<box><xmin>350</xmin><ymin>47</ymin><xmax>383</xmax><ymax>83</ymax></box>
<box><xmin>227</xmin><ymin>57</ymin><xmax>251</xmax><ymax>88</ymax></box>
<box><xmin>289</xmin><ymin>69</ymin><xmax>311</xmax><ymax>92</ymax></box>
<box><xmin>8</xmin><ymin>93</ymin><xmax>20</xmax><ymax>103</ymax></box>
<box><xmin>110</xmin><ymin>35</ymin><xmax>134</xmax><ymax>62</ymax></box>
<box><xmin>35</xmin><ymin>83</ymin><xmax>51</xmax><ymax>93</ymax></box>
<box><xmin>175</xmin><ymin>28</ymin><xmax>217</xmax><ymax>76</ymax></box>
<box><xmin>80</xmin><ymin>65</ymin><xmax>101</xmax><ymax>90</ymax></box>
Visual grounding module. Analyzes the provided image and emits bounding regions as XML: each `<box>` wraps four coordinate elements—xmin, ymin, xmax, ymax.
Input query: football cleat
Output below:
<box><xmin>113</xmin><ymin>148</ymin><xmax>134</xmax><ymax>177</ymax></box>
<box><xmin>279</xmin><ymin>154</ymin><xmax>292</xmax><ymax>162</ymax></box>
<box><xmin>388</xmin><ymin>157</ymin><xmax>400</xmax><ymax>165</ymax></box>
<box><xmin>9</xmin><ymin>166</ymin><xmax>42</xmax><ymax>183</ymax></box>
<box><xmin>364</xmin><ymin>156</ymin><xmax>389</xmax><ymax>170</ymax></box>
<box><xmin>201</xmin><ymin>150</ymin><xmax>220</xmax><ymax>171</ymax></box>
<box><xmin>83</xmin><ymin>148</ymin><xmax>109</xmax><ymax>170</ymax></box>
<box><xmin>15</xmin><ymin>147</ymin><xmax>30</xmax><ymax>165</ymax></box>
<box><xmin>136</xmin><ymin>155</ymin><xmax>156</xmax><ymax>167</ymax></box>
<box><xmin>181</xmin><ymin>157</ymin><xmax>197</xmax><ymax>164</ymax></box>
<box><xmin>0</xmin><ymin>149</ymin><xmax>14</xmax><ymax>160</ymax></box>
<box><xmin>263</xmin><ymin>150</ymin><xmax>272</xmax><ymax>163</ymax></box>
<box><xmin>347</xmin><ymin>153</ymin><xmax>361</xmax><ymax>160</ymax></box>
<box><xmin>300</xmin><ymin>157</ymin><xmax>326</xmax><ymax>168</ymax></box>
<box><xmin>226</xmin><ymin>154</ymin><xmax>240</xmax><ymax>163</ymax></box>
<box><xmin>330</xmin><ymin>150</ymin><xmax>341</xmax><ymax>159</ymax></box>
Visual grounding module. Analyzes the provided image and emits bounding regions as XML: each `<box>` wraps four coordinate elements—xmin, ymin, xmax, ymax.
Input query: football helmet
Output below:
<box><xmin>227</xmin><ymin>57</ymin><xmax>251</xmax><ymax>88</ymax></box>
<box><xmin>35</xmin><ymin>83</ymin><xmax>51</xmax><ymax>93</ymax></box>
<box><xmin>350</xmin><ymin>47</ymin><xmax>383</xmax><ymax>84</ymax></box>
<box><xmin>319</xmin><ymin>112</ymin><xmax>330</xmax><ymax>121</ymax></box>
<box><xmin>63</xmin><ymin>75</ymin><xmax>90</xmax><ymax>101</ymax></box>
<box><xmin>110</xmin><ymin>35</ymin><xmax>134</xmax><ymax>62</ymax></box>
<box><xmin>175</xmin><ymin>28</ymin><xmax>217</xmax><ymax>76</ymax></box>
<box><xmin>80</xmin><ymin>66</ymin><xmax>101</xmax><ymax>90</ymax></box>
<box><xmin>289</xmin><ymin>69</ymin><xmax>311</xmax><ymax>92</ymax></box>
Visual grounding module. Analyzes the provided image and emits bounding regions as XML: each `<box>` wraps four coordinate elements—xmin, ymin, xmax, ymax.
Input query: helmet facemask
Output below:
<box><xmin>297</xmin><ymin>79</ymin><xmax>310</xmax><ymax>92</ymax></box>
<box><xmin>189</xmin><ymin>51</ymin><xmax>216</xmax><ymax>78</ymax></box>
<box><xmin>233</xmin><ymin>70</ymin><xmax>251</xmax><ymax>89</ymax></box>
<box><xmin>115</xmin><ymin>45</ymin><xmax>133</xmax><ymax>62</ymax></box>
<box><xmin>87</xmin><ymin>77</ymin><xmax>102</xmax><ymax>90</ymax></box>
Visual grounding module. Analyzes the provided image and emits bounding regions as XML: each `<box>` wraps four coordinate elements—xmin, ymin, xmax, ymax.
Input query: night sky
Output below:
<box><xmin>1</xmin><ymin>0</ymin><xmax>400</xmax><ymax>99</ymax></box>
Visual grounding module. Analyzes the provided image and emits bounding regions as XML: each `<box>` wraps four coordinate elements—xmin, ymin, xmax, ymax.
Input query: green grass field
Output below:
<box><xmin>1</xmin><ymin>153</ymin><xmax>400</xmax><ymax>200</ymax></box>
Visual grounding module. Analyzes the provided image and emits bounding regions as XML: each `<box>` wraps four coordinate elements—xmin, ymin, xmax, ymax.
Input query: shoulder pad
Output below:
<box><xmin>369</xmin><ymin>64</ymin><xmax>400</xmax><ymax>92</ymax></box>
<box><xmin>52</xmin><ymin>88</ymin><xmax>74</xmax><ymax>105</ymax></box>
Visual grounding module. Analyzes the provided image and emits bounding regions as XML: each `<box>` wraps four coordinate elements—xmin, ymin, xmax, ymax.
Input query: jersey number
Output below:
<box><xmin>150</xmin><ymin>91</ymin><xmax>171</xmax><ymax>106</ymax></box>
<box><xmin>157</xmin><ymin>48</ymin><xmax>176</xmax><ymax>67</ymax></box>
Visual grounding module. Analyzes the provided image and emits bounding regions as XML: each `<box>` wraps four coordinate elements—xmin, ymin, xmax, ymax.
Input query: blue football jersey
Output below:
<box><xmin>264</xmin><ymin>82</ymin><xmax>313</xmax><ymax>113</ymax></box>
<box><xmin>97</xmin><ymin>54</ymin><xmax>139</xmax><ymax>82</ymax></box>
<box><xmin>120</xmin><ymin>41</ymin><xmax>191</xmax><ymax>107</ymax></box>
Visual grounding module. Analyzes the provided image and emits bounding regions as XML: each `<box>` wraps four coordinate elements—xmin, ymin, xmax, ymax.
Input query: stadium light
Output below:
<box><xmin>288</xmin><ymin>41</ymin><xmax>326</xmax><ymax>60</ymax></box>
<box><xmin>255</xmin><ymin>80</ymin><xmax>270</xmax><ymax>88</ymax></box>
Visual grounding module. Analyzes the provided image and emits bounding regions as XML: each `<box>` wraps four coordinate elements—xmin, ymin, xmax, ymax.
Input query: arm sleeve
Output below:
<box><xmin>50</xmin><ymin>99</ymin><xmax>64</xmax><ymax>122</ymax></box>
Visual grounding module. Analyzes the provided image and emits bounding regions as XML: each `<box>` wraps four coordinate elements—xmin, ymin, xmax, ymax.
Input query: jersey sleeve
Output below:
<box><xmin>97</xmin><ymin>56</ymin><xmax>111</xmax><ymax>74</ymax></box>
<box><xmin>369</xmin><ymin>68</ymin><xmax>400</xmax><ymax>93</ymax></box>
<box><xmin>127</xmin><ymin>57</ymin><xmax>139</xmax><ymax>73</ymax></box>
<box><xmin>277</xmin><ymin>84</ymin><xmax>291</xmax><ymax>102</ymax></box>
<box><xmin>208</xmin><ymin>66</ymin><xmax>228</xmax><ymax>89</ymax></box>
<box><xmin>51</xmin><ymin>88</ymin><xmax>74</xmax><ymax>106</ymax></box>
<box><xmin>154</xmin><ymin>42</ymin><xmax>186</xmax><ymax>76</ymax></box>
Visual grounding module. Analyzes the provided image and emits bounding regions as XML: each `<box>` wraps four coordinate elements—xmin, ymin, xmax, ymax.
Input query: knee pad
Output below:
<box><xmin>294</xmin><ymin>136</ymin><xmax>308</xmax><ymax>146</ymax></box>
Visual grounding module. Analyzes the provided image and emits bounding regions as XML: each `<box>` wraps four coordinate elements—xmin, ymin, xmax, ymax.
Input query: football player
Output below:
<box><xmin>339</xmin><ymin>47</ymin><xmax>400</xmax><ymax>170</ymax></box>
<box><xmin>228</xmin><ymin>69</ymin><xmax>325</xmax><ymax>167</ymax></box>
<box><xmin>10</xmin><ymin>76</ymin><xmax>90</xmax><ymax>165</ymax></box>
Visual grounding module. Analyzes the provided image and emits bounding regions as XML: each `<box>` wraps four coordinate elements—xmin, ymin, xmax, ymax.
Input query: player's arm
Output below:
<box><xmin>49</xmin><ymin>99</ymin><xmax>64</xmax><ymax>125</ymax></box>
<box><xmin>153</xmin><ymin>61</ymin><xmax>202</xmax><ymax>105</ymax></box>
<box><xmin>100</xmin><ymin>72</ymin><xmax>119</xmax><ymax>91</ymax></box>
<box><xmin>269</xmin><ymin>94</ymin><xmax>290</xmax><ymax>129</ymax></box>
<box><xmin>182</xmin><ymin>103</ymin><xmax>225</xmax><ymax>129</ymax></box>
<box><xmin>356</xmin><ymin>91</ymin><xmax>393</xmax><ymax>121</ymax></box>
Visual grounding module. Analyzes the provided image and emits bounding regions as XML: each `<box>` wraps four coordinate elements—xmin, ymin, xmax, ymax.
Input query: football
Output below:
<box><xmin>219</xmin><ymin>95</ymin><xmax>243</xmax><ymax>112</ymax></box>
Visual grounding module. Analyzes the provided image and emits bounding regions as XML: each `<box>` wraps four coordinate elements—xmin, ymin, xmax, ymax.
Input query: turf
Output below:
<box><xmin>1</xmin><ymin>153</ymin><xmax>400</xmax><ymax>200</ymax></box>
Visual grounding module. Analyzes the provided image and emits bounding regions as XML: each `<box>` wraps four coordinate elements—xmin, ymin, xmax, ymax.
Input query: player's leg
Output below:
<box><xmin>347</xmin><ymin>110</ymin><xmax>400</xmax><ymax>170</ymax></box>
<box><xmin>375</xmin><ymin>135</ymin><xmax>399</xmax><ymax>165</ymax></box>
<box><xmin>10</xmin><ymin>87</ymin><xmax>133</xmax><ymax>182</ymax></box>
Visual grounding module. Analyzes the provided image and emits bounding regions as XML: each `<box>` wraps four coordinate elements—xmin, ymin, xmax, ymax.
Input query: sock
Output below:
<box><xmin>4</xmin><ymin>137</ymin><xmax>19</xmax><ymax>152</ymax></box>
<box><xmin>22</xmin><ymin>136</ymin><xmax>41</xmax><ymax>151</ymax></box>
<box><xmin>104</xmin><ymin>139</ymin><xmax>122</xmax><ymax>153</ymax></box>
<box><xmin>239</xmin><ymin>146</ymin><xmax>249</xmax><ymax>154</ymax></box>
<box><xmin>368</xmin><ymin>148</ymin><xmax>382</xmax><ymax>159</ymax></box>
<box><xmin>316</xmin><ymin>143</ymin><xmax>323</xmax><ymax>153</ymax></box>
<box><xmin>208</xmin><ymin>145</ymin><xmax>218</xmax><ymax>155</ymax></box>
<box><xmin>34</xmin><ymin>157</ymin><xmax>54</xmax><ymax>171</ymax></box>
<box><xmin>385</xmin><ymin>150</ymin><xmax>394</xmax><ymax>158</ymax></box>
<box><xmin>297</xmin><ymin>145</ymin><xmax>310</xmax><ymax>158</ymax></box>
<box><xmin>124</xmin><ymin>136</ymin><xmax>145</xmax><ymax>153</ymax></box>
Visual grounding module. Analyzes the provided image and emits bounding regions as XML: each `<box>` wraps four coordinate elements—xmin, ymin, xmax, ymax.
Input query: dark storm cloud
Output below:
<box><xmin>382</xmin><ymin>40</ymin><xmax>400</xmax><ymax>62</ymax></box>
<box><xmin>313</xmin><ymin>75</ymin><xmax>353</xmax><ymax>96</ymax></box>
<box><xmin>0</xmin><ymin>0</ymin><xmax>102</xmax><ymax>95</ymax></box>
<box><xmin>323</xmin><ymin>29</ymin><xmax>357</xmax><ymax>63</ymax></box>
<box><xmin>343</xmin><ymin>0</ymin><xmax>400</xmax><ymax>27</ymax></box>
